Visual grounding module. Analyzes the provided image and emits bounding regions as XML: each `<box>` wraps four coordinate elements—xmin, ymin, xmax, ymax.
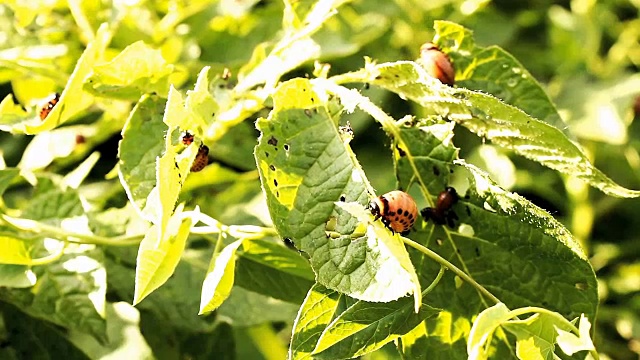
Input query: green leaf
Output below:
<box><xmin>555</xmin><ymin>314</ymin><xmax>595</xmax><ymax>356</ymax></box>
<box><xmin>164</xmin><ymin>66</ymin><xmax>217</xmax><ymax>133</ymax></box>
<box><xmin>235</xmin><ymin>0</ymin><xmax>348</xmax><ymax>92</ymax></box>
<box><xmin>84</xmin><ymin>40</ymin><xmax>173</xmax><ymax>100</ymax></box>
<box><xmin>432</xmin><ymin>20</ymin><xmax>570</xmax><ymax>136</ymax></box>
<box><xmin>7</xmin><ymin>23</ymin><xmax>111</xmax><ymax>134</ymax></box>
<box><xmin>467</xmin><ymin>302</ymin><xmax>511</xmax><ymax>359</ymax></box>
<box><xmin>255</xmin><ymin>78</ymin><xmax>418</xmax><ymax>303</ymax></box>
<box><xmin>0</xmin><ymin>264</ymin><xmax>36</xmax><ymax>288</ymax></box>
<box><xmin>0</xmin><ymin>94</ymin><xmax>30</xmax><ymax>132</ymax></box>
<box><xmin>67</xmin><ymin>302</ymin><xmax>153</xmax><ymax>360</ymax></box>
<box><xmin>336</xmin><ymin>59</ymin><xmax>639</xmax><ymax>198</ymax></box>
<box><xmin>199</xmin><ymin>239</ymin><xmax>244</xmax><ymax>314</ymax></box>
<box><xmin>234</xmin><ymin>238</ymin><xmax>315</xmax><ymax>304</ymax></box>
<box><xmin>217</xmin><ymin>286</ymin><xmax>300</xmax><ymax>326</ymax></box>
<box><xmin>0</xmin><ymin>235</ymin><xmax>31</xmax><ymax>265</ymax></box>
<box><xmin>0</xmin><ymin>302</ymin><xmax>91</xmax><ymax>360</ymax></box>
<box><xmin>393</xmin><ymin>118</ymin><xmax>458</xmax><ymax>194</ymax></box>
<box><xmin>133</xmin><ymin>210</ymin><xmax>192</xmax><ymax>305</ymax></box>
<box><xmin>289</xmin><ymin>284</ymin><xmax>341</xmax><ymax>360</ymax></box>
<box><xmin>312</xmin><ymin>292</ymin><xmax>440</xmax><ymax>359</ymax></box>
<box><xmin>21</xmin><ymin>178</ymin><xmax>84</xmax><ymax>224</ymax></box>
<box><xmin>0</xmin><ymin>249</ymin><xmax>108</xmax><ymax>343</ymax></box>
<box><xmin>502</xmin><ymin>313</ymin><xmax>573</xmax><ymax>360</ymax></box>
<box><xmin>106</xmin><ymin>247</ymin><xmax>217</xmax><ymax>333</ymax></box>
<box><xmin>0</xmin><ymin>168</ymin><xmax>19</xmax><ymax>196</ymax></box>
<box><xmin>334</xmin><ymin>201</ymin><xmax>421</xmax><ymax>311</ymax></box>
<box><xmin>365</xmin><ymin>115</ymin><xmax>596</xmax><ymax>358</ymax></box>
<box><xmin>118</xmin><ymin>94</ymin><xmax>167</xmax><ymax>218</ymax></box>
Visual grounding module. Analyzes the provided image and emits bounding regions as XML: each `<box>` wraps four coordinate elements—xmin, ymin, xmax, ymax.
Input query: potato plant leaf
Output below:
<box><xmin>312</xmin><ymin>291</ymin><xmax>440</xmax><ymax>359</ymax></box>
<box><xmin>234</xmin><ymin>239</ymin><xmax>315</xmax><ymax>304</ymax></box>
<box><xmin>467</xmin><ymin>302</ymin><xmax>512</xmax><ymax>359</ymax></box>
<box><xmin>432</xmin><ymin>20</ymin><xmax>570</xmax><ymax>135</ymax></box>
<box><xmin>502</xmin><ymin>313</ymin><xmax>573</xmax><ymax>360</ymax></box>
<box><xmin>236</xmin><ymin>0</ymin><xmax>347</xmax><ymax>92</ymax></box>
<box><xmin>0</xmin><ymin>302</ymin><xmax>91</xmax><ymax>360</ymax></box>
<box><xmin>217</xmin><ymin>286</ymin><xmax>300</xmax><ymax>326</ymax></box>
<box><xmin>84</xmin><ymin>40</ymin><xmax>173</xmax><ymax>100</ymax></box>
<box><xmin>289</xmin><ymin>284</ymin><xmax>341</xmax><ymax>360</ymax></box>
<box><xmin>394</xmin><ymin>160</ymin><xmax>598</xmax><ymax>358</ymax></box>
<box><xmin>0</xmin><ymin>236</ymin><xmax>31</xmax><ymax>265</ymax></box>
<box><xmin>555</xmin><ymin>314</ymin><xmax>595</xmax><ymax>356</ymax></box>
<box><xmin>2</xmin><ymin>23</ymin><xmax>111</xmax><ymax>134</ymax></box>
<box><xmin>199</xmin><ymin>239</ymin><xmax>244</xmax><ymax>315</ymax></box>
<box><xmin>0</xmin><ymin>250</ymin><xmax>108</xmax><ymax>343</ymax></box>
<box><xmin>0</xmin><ymin>168</ymin><xmax>19</xmax><ymax>197</ymax></box>
<box><xmin>118</xmin><ymin>94</ymin><xmax>167</xmax><ymax>218</ymax></box>
<box><xmin>0</xmin><ymin>264</ymin><xmax>36</xmax><ymax>288</ymax></box>
<box><xmin>255</xmin><ymin>78</ymin><xmax>419</xmax><ymax>304</ymax></box>
<box><xmin>133</xmin><ymin>209</ymin><xmax>192</xmax><ymax>305</ymax></box>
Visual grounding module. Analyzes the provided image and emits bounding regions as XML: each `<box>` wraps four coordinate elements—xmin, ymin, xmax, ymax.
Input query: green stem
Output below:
<box><xmin>422</xmin><ymin>265</ymin><xmax>446</xmax><ymax>295</ymax></box>
<box><xmin>1</xmin><ymin>214</ymin><xmax>143</xmax><ymax>246</ymax></box>
<box><xmin>30</xmin><ymin>241</ymin><xmax>68</xmax><ymax>266</ymax></box>
<box><xmin>402</xmin><ymin>237</ymin><xmax>501</xmax><ymax>305</ymax></box>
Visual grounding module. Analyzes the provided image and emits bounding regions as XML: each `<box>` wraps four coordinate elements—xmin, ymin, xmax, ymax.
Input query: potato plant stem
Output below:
<box><xmin>402</xmin><ymin>236</ymin><xmax>501</xmax><ymax>305</ymax></box>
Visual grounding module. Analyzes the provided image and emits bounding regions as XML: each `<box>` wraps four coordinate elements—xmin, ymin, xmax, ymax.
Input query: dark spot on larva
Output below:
<box><xmin>449</xmin><ymin>168</ymin><xmax>454</xmax><ymax>174</ymax></box>
<box><xmin>396</xmin><ymin>145</ymin><xmax>406</xmax><ymax>157</ymax></box>
<box><xmin>388</xmin><ymin>211</ymin><xmax>395</xmax><ymax>216</ymax></box>
<box><xmin>464</xmin><ymin>194</ymin><xmax>470</xmax><ymax>199</ymax></box>
<box><xmin>276</xmin><ymin>191</ymin><xmax>280</xmax><ymax>197</ymax></box>
<box><xmin>433</xmin><ymin>166</ymin><xmax>440</xmax><ymax>176</ymax></box>
<box><xmin>310</xmin><ymin>97</ymin><xmax>315</xmax><ymax>102</ymax></box>
<box><xmin>394</xmin><ymin>74</ymin><xmax>399</xmax><ymax>78</ymax></box>
<box><xmin>75</xmin><ymin>134</ymin><xmax>85</xmax><ymax>144</ymax></box>
<box><xmin>212</xmin><ymin>112</ymin><xmax>216</xmax><ymax>117</ymax></box>
<box><xmin>265</xmin><ymin>152</ymin><xmax>270</xmax><ymax>158</ymax></box>
<box><xmin>268</xmin><ymin>136</ymin><xmax>278</xmax><ymax>146</ymax></box>
<box><xmin>466</xmin><ymin>206</ymin><xmax>471</xmax><ymax>216</ymax></box>
<box><xmin>397</xmin><ymin>209</ymin><xmax>404</xmax><ymax>215</ymax></box>
<box><xmin>284</xmin><ymin>144</ymin><xmax>290</xmax><ymax>151</ymax></box>
<box><xmin>269</xmin><ymin>164</ymin><xmax>275</xmax><ymax>171</ymax></box>
<box><xmin>364</xmin><ymin>83</ymin><xmax>370</xmax><ymax>90</ymax></box>
<box><xmin>408</xmin><ymin>213</ymin><xmax>413</xmax><ymax>220</ymax></box>
<box><xmin>375</xmin><ymin>75</ymin><xmax>382</xmax><ymax>80</ymax></box>
<box><xmin>304</xmin><ymin>109</ymin><xmax>312</xmax><ymax>117</ymax></box>
<box><xmin>339</xmin><ymin>195</ymin><xmax>346</xmax><ymax>202</ymax></box>
<box><xmin>273</xmin><ymin>179</ymin><xmax>278</xmax><ymax>187</ymax></box>
<box><xmin>475</xmin><ymin>247</ymin><xmax>480</xmax><ymax>257</ymax></box>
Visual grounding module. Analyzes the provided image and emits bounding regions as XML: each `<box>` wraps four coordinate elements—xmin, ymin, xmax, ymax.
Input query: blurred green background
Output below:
<box><xmin>0</xmin><ymin>0</ymin><xmax>639</xmax><ymax>359</ymax></box>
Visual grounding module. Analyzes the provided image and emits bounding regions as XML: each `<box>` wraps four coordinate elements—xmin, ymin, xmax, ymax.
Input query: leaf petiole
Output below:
<box><xmin>402</xmin><ymin>236</ymin><xmax>501</xmax><ymax>305</ymax></box>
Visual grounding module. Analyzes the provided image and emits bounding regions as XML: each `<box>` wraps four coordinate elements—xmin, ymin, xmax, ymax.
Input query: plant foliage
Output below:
<box><xmin>1</xmin><ymin>0</ymin><xmax>639</xmax><ymax>359</ymax></box>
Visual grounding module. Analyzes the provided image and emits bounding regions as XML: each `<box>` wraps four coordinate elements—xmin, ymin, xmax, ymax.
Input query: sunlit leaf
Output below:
<box><xmin>255</xmin><ymin>78</ymin><xmax>418</xmax><ymax>303</ymax></box>
<box><xmin>133</xmin><ymin>210</ymin><xmax>192</xmax><ymax>305</ymax></box>
<box><xmin>84</xmin><ymin>40</ymin><xmax>174</xmax><ymax>100</ymax></box>
<box><xmin>289</xmin><ymin>284</ymin><xmax>341</xmax><ymax>360</ymax></box>
<box><xmin>334</xmin><ymin>58</ymin><xmax>639</xmax><ymax>198</ymax></box>
<box><xmin>555</xmin><ymin>314</ymin><xmax>595</xmax><ymax>356</ymax></box>
<box><xmin>199</xmin><ymin>239</ymin><xmax>244</xmax><ymax>314</ymax></box>
<box><xmin>0</xmin><ymin>236</ymin><xmax>31</xmax><ymax>265</ymax></box>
